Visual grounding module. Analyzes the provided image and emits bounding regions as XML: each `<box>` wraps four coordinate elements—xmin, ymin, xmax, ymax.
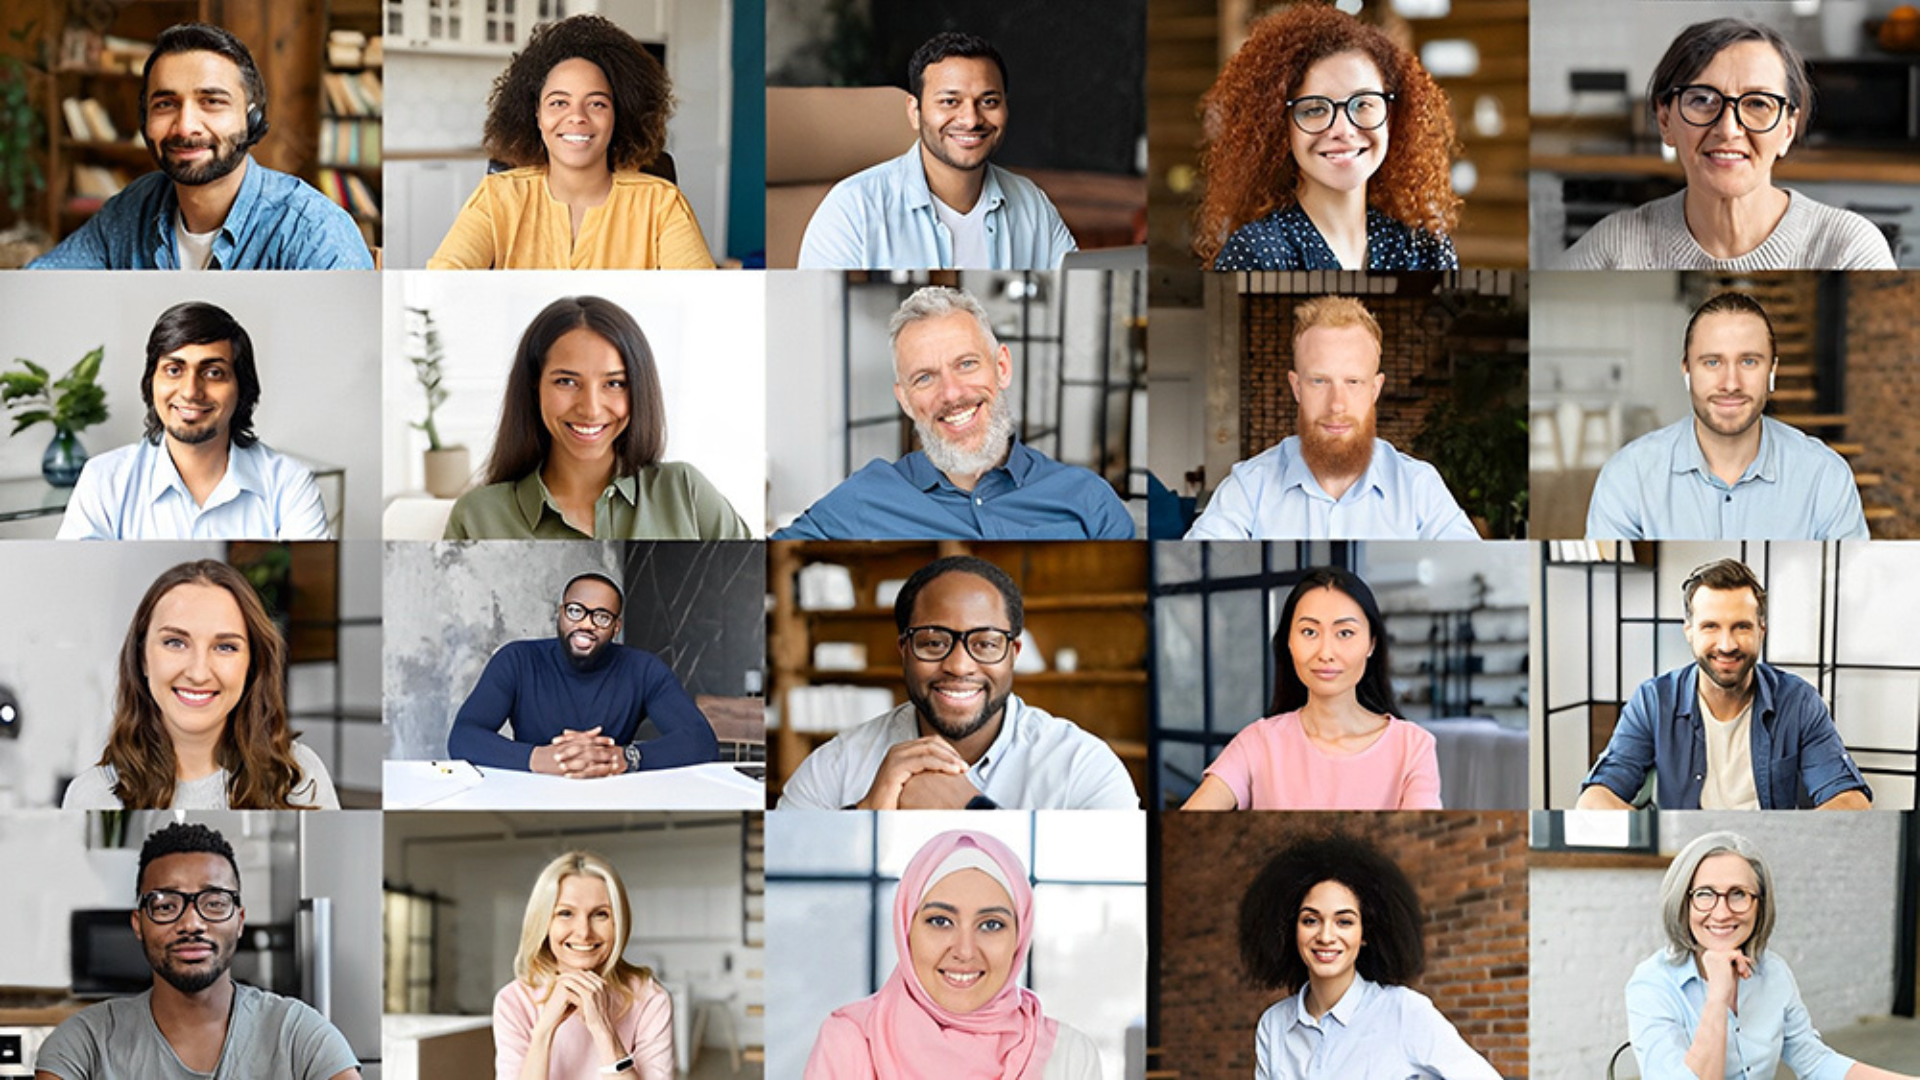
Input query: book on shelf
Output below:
<box><xmin>319</xmin><ymin>117</ymin><xmax>383</xmax><ymax>166</ymax></box>
<box><xmin>316</xmin><ymin>168</ymin><xmax>382</xmax><ymax>220</ymax></box>
<box><xmin>60</xmin><ymin>97</ymin><xmax>123</xmax><ymax>142</ymax></box>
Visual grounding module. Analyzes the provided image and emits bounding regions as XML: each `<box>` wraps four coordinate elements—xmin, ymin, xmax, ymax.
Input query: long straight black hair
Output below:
<box><xmin>1268</xmin><ymin>567</ymin><xmax>1398</xmax><ymax>717</ymax></box>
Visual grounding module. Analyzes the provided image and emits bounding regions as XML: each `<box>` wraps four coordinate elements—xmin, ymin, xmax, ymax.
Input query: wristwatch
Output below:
<box><xmin>599</xmin><ymin>1055</ymin><xmax>635</xmax><ymax>1074</ymax></box>
<box><xmin>623</xmin><ymin>744</ymin><xmax>643</xmax><ymax>773</ymax></box>
<box><xmin>965</xmin><ymin>793</ymin><xmax>1000</xmax><ymax>810</ymax></box>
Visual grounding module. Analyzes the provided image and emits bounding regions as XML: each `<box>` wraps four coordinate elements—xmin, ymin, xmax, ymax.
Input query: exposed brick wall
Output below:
<box><xmin>1845</xmin><ymin>273</ymin><xmax>1920</xmax><ymax>536</ymax></box>
<box><xmin>1158</xmin><ymin>812</ymin><xmax>1528</xmax><ymax>1078</ymax></box>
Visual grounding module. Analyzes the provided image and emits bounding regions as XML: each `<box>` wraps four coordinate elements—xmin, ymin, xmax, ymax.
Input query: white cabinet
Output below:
<box><xmin>385</xmin><ymin>0</ymin><xmax>601</xmax><ymax>55</ymax></box>
<box><xmin>385</xmin><ymin>157</ymin><xmax>491</xmax><ymax>267</ymax></box>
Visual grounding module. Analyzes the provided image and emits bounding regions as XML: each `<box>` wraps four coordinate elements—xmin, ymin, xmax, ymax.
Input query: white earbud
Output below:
<box><xmin>1768</xmin><ymin>367</ymin><xmax>1776</xmax><ymax>394</ymax></box>
<box><xmin>1684</xmin><ymin>371</ymin><xmax>1691</xmax><ymax>392</ymax></box>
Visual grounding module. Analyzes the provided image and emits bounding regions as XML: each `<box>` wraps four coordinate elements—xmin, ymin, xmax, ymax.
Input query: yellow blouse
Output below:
<box><xmin>427</xmin><ymin>166</ymin><xmax>717</xmax><ymax>269</ymax></box>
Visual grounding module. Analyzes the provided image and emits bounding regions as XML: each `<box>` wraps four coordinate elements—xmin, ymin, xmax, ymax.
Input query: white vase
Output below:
<box><xmin>1822</xmin><ymin>0</ymin><xmax>1867</xmax><ymax>57</ymax></box>
<box><xmin>423</xmin><ymin>447</ymin><xmax>471</xmax><ymax>498</ymax></box>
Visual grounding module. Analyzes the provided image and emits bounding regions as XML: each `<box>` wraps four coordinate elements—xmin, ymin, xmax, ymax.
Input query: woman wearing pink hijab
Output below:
<box><xmin>804</xmin><ymin>830</ymin><xmax>1103</xmax><ymax>1079</ymax></box>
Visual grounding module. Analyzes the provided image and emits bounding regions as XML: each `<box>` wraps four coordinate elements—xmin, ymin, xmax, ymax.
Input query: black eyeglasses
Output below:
<box><xmin>1663</xmin><ymin>85</ymin><xmax>1792</xmax><ymax>133</ymax></box>
<box><xmin>562</xmin><ymin>602</ymin><xmax>618</xmax><ymax>628</ymax></box>
<box><xmin>139</xmin><ymin>887</ymin><xmax>241</xmax><ymax>923</ymax></box>
<box><xmin>1285</xmin><ymin>91</ymin><xmax>1394</xmax><ymax>134</ymax></box>
<box><xmin>901</xmin><ymin>625</ymin><xmax>1015</xmax><ymax>664</ymax></box>
<box><xmin>1688</xmin><ymin>885</ymin><xmax>1761</xmax><ymax>914</ymax></box>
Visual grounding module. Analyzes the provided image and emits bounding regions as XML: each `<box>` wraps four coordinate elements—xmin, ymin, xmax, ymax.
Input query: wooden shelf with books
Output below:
<box><xmin>315</xmin><ymin>21</ymin><xmax>382</xmax><ymax>248</ymax></box>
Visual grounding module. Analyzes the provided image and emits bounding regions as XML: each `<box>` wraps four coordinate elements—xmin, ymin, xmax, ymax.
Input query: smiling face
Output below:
<box><xmin>1684</xmin><ymin>311</ymin><xmax>1773</xmax><ymax>441</ymax></box>
<box><xmin>901</xmin><ymin>571</ymin><xmax>1019</xmax><ymax>745</ymax></box>
<box><xmin>539</xmin><ymin>327</ymin><xmax>632</xmax><ymax>472</ymax></box>
<box><xmin>1688</xmin><ymin>852</ymin><xmax>1761</xmax><ymax>954</ymax></box>
<box><xmin>1296</xmin><ymin>879</ymin><xmax>1364</xmax><ymax>985</ymax></box>
<box><xmin>150</xmin><ymin>340</ymin><xmax>238</xmax><ymax>448</ymax></box>
<box><xmin>144</xmin><ymin>581</ymin><xmax>249</xmax><ymax>750</ymax></box>
<box><xmin>1685</xmin><ymin>584</ymin><xmax>1763</xmax><ymax>695</ymax></box>
<box><xmin>547</xmin><ymin>873</ymin><xmax>616</xmax><ymax>972</ymax></box>
<box><xmin>1289</xmin><ymin>323</ymin><xmax>1384</xmax><ymax>475</ymax></box>
<box><xmin>1289</xmin><ymin>51</ymin><xmax>1390</xmax><ymax>201</ymax></box>
<box><xmin>1288</xmin><ymin>585</ymin><xmax>1374</xmax><ymax>703</ymax></box>
<box><xmin>538</xmin><ymin>56</ymin><xmax>615</xmax><ymax>173</ymax></box>
<box><xmin>909</xmin><ymin>868</ymin><xmax>1018</xmax><ymax>1014</ymax></box>
<box><xmin>893</xmin><ymin>311</ymin><xmax>1015</xmax><ymax>480</ymax></box>
<box><xmin>556</xmin><ymin>577</ymin><xmax>622</xmax><ymax>670</ymax></box>
<box><xmin>132</xmin><ymin>851</ymin><xmax>244</xmax><ymax>995</ymax></box>
<box><xmin>144</xmin><ymin>50</ymin><xmax>253</xmax><ymax>186</ymax></box>
<box><xmin>909</xmin><ymin>56</ymin><xmax>1006</xmax><ymax>175</ymax></box>
<box><xmin>1657</xmin><ymin>40</ymin><xmax>1796</xmax><ymax>204</ymax></box>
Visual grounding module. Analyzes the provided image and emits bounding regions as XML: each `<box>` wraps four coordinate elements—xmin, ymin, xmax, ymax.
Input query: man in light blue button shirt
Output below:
<box><xmin>1587</xmin><ymin>292</ymin><xmax>1868</xmax><ymax>540</ymax></box>
<box><xmin>58</xmin><ymin>302</ymin><xmax>329</xmax><ymax>540</ymax></box>
<box><xmin>797</xmin><ymin>32</ymin><xmax>1077</xmax><ymax>270</ymax></box>
<box><xmin>1185</xmin><ymin>295</ymin><xmax>1477</xmax><ymax>540</ymax></box>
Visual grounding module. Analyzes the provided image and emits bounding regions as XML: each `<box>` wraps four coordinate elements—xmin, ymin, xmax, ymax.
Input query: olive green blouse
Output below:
<box><xmin>442</xmin><ymin>462</ymin><xmax>751</xmax><ymax>540</ymax></box>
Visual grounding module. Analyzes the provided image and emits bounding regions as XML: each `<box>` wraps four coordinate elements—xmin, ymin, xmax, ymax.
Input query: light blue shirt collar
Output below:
<box><xmin>139</xmin><ymin>437</ymin><xmax>267</xmax><ymax>510</ymax></box>
<box><xmin>1671</xmin><ymin>417</ymin><xmax>1778</xmax><ymax>488</ymax></box>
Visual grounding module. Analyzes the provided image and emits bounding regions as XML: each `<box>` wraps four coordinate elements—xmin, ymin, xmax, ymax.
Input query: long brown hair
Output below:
<box><xmin>483</xmin><ymin>296</ymin><xmax>667</xmax><ymax>486</ymax></box>
<box><xmin>103</xmin><ymin>560</ymin><xmax>306</xmax><ymax>809</ymax></box>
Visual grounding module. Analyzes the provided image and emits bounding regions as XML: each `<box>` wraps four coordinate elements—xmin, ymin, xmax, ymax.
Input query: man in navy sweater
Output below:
<box><xmin>447</xmin><ymin>572</ymin><xmax>718</xmax><ymax>775</ymax></box>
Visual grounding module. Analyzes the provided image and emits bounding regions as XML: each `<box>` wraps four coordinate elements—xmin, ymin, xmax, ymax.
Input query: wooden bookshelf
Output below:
<box><xmin>317</xmin><ymin>0</ymin><xmax>381</xmax><ymax>247</ymax></box>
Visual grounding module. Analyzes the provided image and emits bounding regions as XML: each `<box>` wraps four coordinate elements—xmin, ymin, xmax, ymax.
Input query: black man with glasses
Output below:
<box><xmin>778</xmin><ymin>555</ymin><xmax>1137</xmax><ymax>810</ymax></box>
<box><xmin>35</xmin><ymin>822</ymin><xmax>360</xmax><ymax>1080</ymax></box>
<box><xmin>447</xmin><ymin>571</ymin><xmax>717</xmax><ymax>777</ymax></box>
<box><xmin>1562</xmin><ymin>18</ymin><xmax>1894</xmax><ymax>270</ymax></box>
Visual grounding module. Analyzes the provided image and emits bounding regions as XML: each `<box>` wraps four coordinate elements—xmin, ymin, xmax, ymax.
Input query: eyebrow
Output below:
<box><xmin>1299</xmin><ymin>904</ymin><xmax>1359</xmax><ymax>917</ymax></box>
<box><xmin>918</xmin><ymin>901</ymin><xmax>1016</xmax><ymax>919</ymax></box>
<box><xmin>1295</xmin><ymin>614</ymin><xmax>1362</xmax><ymax>625</ymax></box>
<box><xmin>153</xmin><ymin>623</ymin><xmax>246</xmax><ymax>639</ymax></box>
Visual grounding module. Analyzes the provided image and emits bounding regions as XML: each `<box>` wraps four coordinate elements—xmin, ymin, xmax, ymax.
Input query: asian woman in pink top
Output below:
<box><xmin>1182</xmin><ymin>567</ymin><xmax>1442</xmax><ymax>810</ymax></box>
<box><xmin>494</xmin><ymin>851</ymin><xmax>673</xmax><ymax>1080</ymax></box>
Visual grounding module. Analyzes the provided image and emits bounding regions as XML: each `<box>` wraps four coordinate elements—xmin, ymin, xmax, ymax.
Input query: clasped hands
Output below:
<box><xmin>855</xmin><ymin>735</ymin><xmax>983</xmax><ymax>810</ymax></box>
<box><xmin>533</xmin><ymin>968</ymin><xmax>618</xmax><ymax>1037</ymax></box>
<box><xmin>530</xmin><ymin>727</ymin><xmax>625</xmax><ymax>779</ymax></box>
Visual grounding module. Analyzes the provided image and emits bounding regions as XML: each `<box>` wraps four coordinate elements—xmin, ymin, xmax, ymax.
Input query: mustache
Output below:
<box><xmin>162</xmin><ymin>137</ymin><xmax>218</xmax><ymax>152</ymax></box>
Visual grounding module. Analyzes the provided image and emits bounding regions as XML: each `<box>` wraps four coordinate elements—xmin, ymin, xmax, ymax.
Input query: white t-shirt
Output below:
<box><xmin>1698</xmin><ymin>689</ymin><xmax>1760</xmax><ymax>810</ymax></box>
<box><xmin>173</xmin><ymin>207</ymin><xmax>219</xmax><ymax>270</ymax></box>
<box><xmin>933</xmin><ymin>192</ymin><xmax>991</xmax><ymax>269</ymax></box>
<box><xmin>62</xmin><ymin>742</ymin><xmax>340</xmax><ymax>809</ymax></box>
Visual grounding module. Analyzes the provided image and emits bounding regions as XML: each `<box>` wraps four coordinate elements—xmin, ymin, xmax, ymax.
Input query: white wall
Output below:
<box><xmin>1530</xmin><ymin>811</ymin><xmax>1904</xmax><ymax>1077</ymax></box>
<box><xmin>0</xmin><ymin>272</ymin><xmax>383</xmax><ymax>540</ymax></box>
<box><xmin>381</xmin><ymin>270</ymin><xmax>766</xmax><ymax>533</ymax></box>
<box><xmin>763</xmin><ymin>271</ymin><xmax>847</xmax><ymax>528</ymax></box>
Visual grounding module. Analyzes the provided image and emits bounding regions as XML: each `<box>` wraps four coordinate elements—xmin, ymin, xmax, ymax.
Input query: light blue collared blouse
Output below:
<box><xmin>1255</xmin><ymin>973</ymin><xmax>1501</xmax><ymax>1080</ymax></box>
<box><xmin>1183</xmin><ymin>437</ymin><xmax>1478</xmax><ymax>541</ymax></box>
<box><xmin>1627</xmin><ymin>950</ymin><xmax>1853</xmax><ymax>1080</ymax></box>
<box><xmin>56</xmin><ymin>437</ymin><xmax>329</xmax><ymax>540</ymax></box>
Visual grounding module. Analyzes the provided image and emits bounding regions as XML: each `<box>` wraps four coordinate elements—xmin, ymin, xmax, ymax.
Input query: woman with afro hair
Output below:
<box><xmin>429</xmin><ymin>14</ymin><xmax>715</xmax><ymax>269</ymax></box>
<box><xmin>1194</xmin><ymin>3</ymin><xmax>1460</xmax><ymax>271</ymax></box>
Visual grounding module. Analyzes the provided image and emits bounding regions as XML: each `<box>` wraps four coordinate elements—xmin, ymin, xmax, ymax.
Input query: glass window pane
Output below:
<box><xmin>766</xmin><ymin>882</ymin><xmax>872</xmax><ymax>1080</ymax></box>
<box><xmin>1035</xmin><ymin>811</ymin><xmax>1146</xmax><ymax>882</ymax></box>
<box><xmin>1155</xmin><ymin>595</ymin><xmax>1204</xmax><ymax>731</ymax></box>
<box><xmin>1207</xmin><ymin>542</ymin><xmax>1264</xmax><ymax>579</ymax></box>
<box><xmin>767</xmin><ymin>812</ymin><xmax>871</xmax><ymax>874</ymax></box>
<box><xmin>1209</xmin><ymin>590</ymin><xmax>1267</xmax><ymax>728</ymax></box>
<box><xmin>1154</xmin><ymin>541</ymin><xmax>1201</xmax><ymax>584</ymax></box>
<box><xmin>1160</xmin><ymin>740</ymin><xmax>1207</xmax><ymax>804</ymax></box>
<box><xmin>1032</xmin><ymin>883</ymin><xmax>1147</xmax><ymax>1080</ymax></box>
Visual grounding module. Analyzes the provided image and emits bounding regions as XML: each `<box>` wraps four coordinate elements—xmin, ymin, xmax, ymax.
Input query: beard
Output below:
<box><xmin>154</xmin><ymin>129</ymin><xmax>250</xmax><ymax>187</ymax></box>
<box><xmin>917</xmin><ymin>392</ymin><xmax>1016</xmax><ymax>481</ymax></box>
<box><xmin>162</xmin><ymin>413</ymin><xmax>223</xmax><ymax>446</ymax></box>
<box><xmin>556</xmin><ymin>622</ymin><xmax>615</xmax><ymax>673</ymax></box>
<box><xmin>148</xmin><ymin>934</ymin><xmax>235</xmax><ymax>995</ymax></box>
<box><xmin>906</xmin><ymin>679</ymin><xmax>1012</xmax><ymax>745</ymax></box>
<box><xmin>1695</xmin><ymin>647</ymin><xmax>1757</xmax><ymax>692</ymax></box>
<box><xmin>1299</xmin><ymin>409</ymin><xmax>1376</xmax><ymax>479</ymax></box>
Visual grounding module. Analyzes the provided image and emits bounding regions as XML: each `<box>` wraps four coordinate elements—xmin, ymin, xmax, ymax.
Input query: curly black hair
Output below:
<box><xmin>1239</xmin><ymin>833</ymin><xmax>1425</xmax><ymax>993</ymax></box>
<box><xmin>482</xmin><ymin>14</ymin><xmax>674</xmax><ymax>172</ymax></box>
<box><xmin>137</xmin><ymin>822</ymin><xmax>240</xmax><ymax>895</ymax></box>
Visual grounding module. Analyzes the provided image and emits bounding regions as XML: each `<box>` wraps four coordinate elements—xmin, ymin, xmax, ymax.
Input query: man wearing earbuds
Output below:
<box><xmin>28</xmin><ymin>24</ymin><xmax>372</xmax><ymax>270</ymax></box>
<box><xmin>1585</xmin><ymin>292</ymin><xmax>1868</xmax><ymax>540</ymax></box>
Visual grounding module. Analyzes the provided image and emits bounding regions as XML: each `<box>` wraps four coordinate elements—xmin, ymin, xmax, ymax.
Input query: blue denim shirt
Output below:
<box><xmin>27</xmin><ymin>157</ymin><xmax>374</xmax><ymax>269</ymax></box>
<box><xmin>797</xmin><ymin>144</ymin><xmax>1077</xmax><ymax>270</ymax></box>
<box><xmin>771</xmin><ymin>440</ymin><xmax>1133</xmax><ymax>540</ymax></box>
<box><xmin>1582</xmin><ymin>662</ymin><xmax>1871</xmax><ymax>809</ymax></box>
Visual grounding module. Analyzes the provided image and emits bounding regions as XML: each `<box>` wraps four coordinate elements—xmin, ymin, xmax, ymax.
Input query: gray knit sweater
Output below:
<box><xmin>1559</xmin><ymin>188</ymin><xmax>1895</xmax><ymax>270</ymax></box>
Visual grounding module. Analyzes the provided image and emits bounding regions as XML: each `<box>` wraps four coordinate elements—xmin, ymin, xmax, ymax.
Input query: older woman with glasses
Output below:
<box><xmin>1562</xmin><ymin>19</ymin><xmax>1895</xmax><ymax>270</ymax></box>
<box><xmin>1628</xmin><ymin>831</ymin><xmax>1918</xmax><ymax>1079</ymax></box>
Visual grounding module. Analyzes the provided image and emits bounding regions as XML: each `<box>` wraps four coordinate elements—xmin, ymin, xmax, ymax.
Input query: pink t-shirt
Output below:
<box><xmin>493</xmin><ymin>974</ymin><xmax>673</xmax><ymax>1080</ymax></box>
<box><xmin>1203</xmin><ymin>711</ymin><xmax>1442</xmax><ymax>810</ymax></box>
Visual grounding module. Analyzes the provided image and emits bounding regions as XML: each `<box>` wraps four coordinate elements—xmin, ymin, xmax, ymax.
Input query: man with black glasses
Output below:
<box><xmin>446</xmin><ymin>571</ymin><xmax>718</xmax><ymax>776</ymax></box>
<box><xmin>34</xmin><ymin>823</ymin><xmax>360</xmax><ymax>1080</ymax></box>
<box><xmin>778</xmin><ymin>555</ymin><xmax>1137</xmax><ymax>809</ymax></box>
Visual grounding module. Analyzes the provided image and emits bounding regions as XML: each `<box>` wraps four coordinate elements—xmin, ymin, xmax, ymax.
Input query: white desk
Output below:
<box><xmin>383</xmin><ymin>760</ymin><xmax>764</xmax><ymax>810</ymax></box>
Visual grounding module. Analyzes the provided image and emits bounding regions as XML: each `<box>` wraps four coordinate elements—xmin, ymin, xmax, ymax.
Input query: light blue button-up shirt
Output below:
<box><xmin>1184</xmin><ymin>437</ymin><xmax>1478</xmax><ymax>540</ymax></box>
<box><xmin>1627</xmin><ymin>950</ymin><xmax>1853</xmax><ymax>1080</ymax></box>
<box><xmin>26</xmin><ymin>157</ymin><xmax>373</xmax><ymax>270</ymax></box>
<box><xmin>1586</xmin><ymin>416</ymin><xmax>1869</xmax><ymax>540</ymax></box>
<box><xmin>797</xmin><ymin>144</ymin><xmax>1077</xmax><ymax>270</ymax></box>
<box><xmin>56</xmin><ymin>437</ymin><xmax>330</xmax><ymax>540</ymax></box>
<box><xmin>1255</xmin><ymin>973</ymin><xmax>1501</xmax><ymax>1080</ymax></box>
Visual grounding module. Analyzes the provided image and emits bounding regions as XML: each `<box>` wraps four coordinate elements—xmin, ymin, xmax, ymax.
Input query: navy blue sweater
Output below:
<box><xmin>448</xmin><ymin>638</ymin><xmax>718</xmax><ymax>771</ymax></box>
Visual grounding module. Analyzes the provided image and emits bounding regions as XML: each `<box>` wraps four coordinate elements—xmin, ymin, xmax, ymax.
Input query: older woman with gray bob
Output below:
<box><xmin>1561</xmin><ymin>19</ymin><xmax>1895</xmax><ymax>271</ymax></box>
<box><xmin>1626</xmin><ymin>831</ymin><xmax>1916</xmax><ymax>1079</ymax></box>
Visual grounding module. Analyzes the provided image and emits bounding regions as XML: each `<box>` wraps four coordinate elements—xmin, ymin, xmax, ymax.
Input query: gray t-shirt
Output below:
<box><xmin>61</xmin><ymin>743</ymin><xmax>339</xmax><ymax>810</ymax></box>
<box><xmin>36</xmin><ymin>983</ymin><xmax>358</xmax><ymax>1080</ymax></box>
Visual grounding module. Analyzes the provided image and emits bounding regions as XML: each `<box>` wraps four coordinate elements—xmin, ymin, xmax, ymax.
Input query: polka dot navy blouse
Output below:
<box><xmin>1213</xmin><ymin>206</ymin><xmax>1457</xmax><ymax>270</ymax></box>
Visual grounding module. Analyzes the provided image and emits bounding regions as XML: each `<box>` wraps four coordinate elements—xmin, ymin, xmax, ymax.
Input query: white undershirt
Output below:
<box><xmin>173</xmin><ymin>207</ymin><xmax>218</xmax><ymax>270</ymax></box>
<box><xmin>1698</xmin><ymin>688</ymin><xmax>1759</xmax><ymax>810</ymax></box>
<box><xmin>933</xmin><ymin>193</ymin><xmax>990</xmax><ymax>268</ymax></box>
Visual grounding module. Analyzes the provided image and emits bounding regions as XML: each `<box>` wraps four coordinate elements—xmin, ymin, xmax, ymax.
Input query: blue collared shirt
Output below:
<box><xmin>1255</xmin><ymin>973</ymin><xmax>1501</xmax><ymax>1080</ymax></box>
<box><xmin>771</xmin><ymin>441</ymin><xmax>1134</xmax><ymax>540</ymax></box>
<box><xmin>27</xmin><ymin>158</ymin><xmax>373</xmax><ymax>270</ymax></box>
<box><xmin>1587</xmin><ymin>416</ymin><xmax>1869</xmax><ymax>540</ymax></box>
<box><xmin>1582</xmin><ymin>662</ymin><xmax>1871</xmax><ymax>809</ymax></box>
<box><xmin>1183</xmin><ymin>437</ymin><xmax>1479</xmax><ymax>540</ymax></box>
<box><xmin>56</xmin><ymin>437</ymin><xmax>330</xmax><ymax>540</ymax></box>
<box><xmin>1627</xmin><ymin>950</ymin><xmax>1852</xmax><ymax>1080</ymax></box>
<box><xmin>797</xmin><ymin>144</ymin><xmax>1077</xmax><ymax>270</ymax></box>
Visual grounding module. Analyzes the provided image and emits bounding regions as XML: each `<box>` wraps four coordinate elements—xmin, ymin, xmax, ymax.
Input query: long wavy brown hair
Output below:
<box><xmin>103</xmin><ymin>560</ymin><xmax>306</xmax><ymax>809</ymax></box>
<box><xmin>1192</xmin><ymin>2</ymin><xmax>1461</xmax><ymax>265</ymax></box>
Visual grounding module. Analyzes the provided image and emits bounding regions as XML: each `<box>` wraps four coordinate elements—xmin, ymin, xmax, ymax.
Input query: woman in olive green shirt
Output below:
<box><xmin>444</xmin><ymin>296</ymin><xmax>751</xmax><ymax>539</ymax></box>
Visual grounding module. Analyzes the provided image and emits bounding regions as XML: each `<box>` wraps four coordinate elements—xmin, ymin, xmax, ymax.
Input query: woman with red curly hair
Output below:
<box><xmin>1194</xmin><ymin>3</ymin><xmax>1460</xmax><ymax>271</ymax></box>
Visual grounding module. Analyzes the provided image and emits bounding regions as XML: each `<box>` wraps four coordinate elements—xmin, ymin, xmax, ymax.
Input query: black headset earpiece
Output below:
<box><xmin>245</xmin><ymin>103</ymin><xmax>269</xmax><ymax>147</ymax></box>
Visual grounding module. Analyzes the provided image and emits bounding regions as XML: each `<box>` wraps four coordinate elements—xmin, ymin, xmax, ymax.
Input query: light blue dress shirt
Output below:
<box><xmin>1586</xmin><ymin>416</ymin><xmax>1869</xmax><ymax>540</ymax></box>
<box><xmin>1183</xmin><ymin>437</ymin><xmax>1478</xmax><ymax>540</ymax></box>
<box><xmin>1255</xmin><ymin>974</ymin><xmax>1501</xmax><ymax>1080</ymax></box>
<box><xmin>26</xmin><ymin>157</ymin><xmax>373</xmax><ymax>270</ymax></box>
<box><xmin>56</xmin><ymin>437</ymin><xmax>330</xmax><ymax>540</ymax></box>
<box><xmin>797</xmin><ymin>144</ymin><xmax>1077</xmax><ymax>270</ymax></box>
<box><xmin>1627</xmin><ymin>950</ymin><xmax>1853</xmax><ymax>1080</ymax></box>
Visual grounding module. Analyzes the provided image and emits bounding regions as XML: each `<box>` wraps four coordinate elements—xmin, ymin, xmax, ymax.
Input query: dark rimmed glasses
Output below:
<box><xmin>139</xmin><ymin>887</ymin><xmax>241</xmax><ymax>923</ymax></box>
<box><xmin>1663</xmin><ymin>85</ymin><xmax>1792</xmax><ymax>133</ymax></box>
<box><xmin>1285</xmin><ymin>91</ymin><xmax>1395</xmax><ymax>134</ymax></box>
<box><xmin>1687</xmin><ymin>885</ymin><xmax>1761</xmax><ymax>914</ymax></box>
<box><xmin>562</xmin><ymin>602</ymin><xmax>618</xmax><ymax>628</ymax></box>
<box><xmin>901</xmin><ymin>625</ymin><xmax>1015</xmax><ymax>664</ymax></box>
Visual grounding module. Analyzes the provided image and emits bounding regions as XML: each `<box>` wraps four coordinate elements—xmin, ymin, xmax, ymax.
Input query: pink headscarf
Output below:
<box><xmin>806</xmin><ymin>830</ymin><xmax>1059</xmax><ymax>1080</ymax></box>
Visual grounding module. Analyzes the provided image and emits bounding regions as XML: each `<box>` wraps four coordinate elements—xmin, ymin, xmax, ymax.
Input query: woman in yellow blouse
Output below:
<box><xmin>428</xmin><ymin>15</ymin><xmax>716</xmax><ymax>269</ymax></box>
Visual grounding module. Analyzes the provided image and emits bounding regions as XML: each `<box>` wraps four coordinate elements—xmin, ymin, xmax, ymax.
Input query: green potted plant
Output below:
<box><xmin>0</xmin><ymin>51</ymin><xmax>47</xmax><ymax>220</ymax></box>
<box><xmin>2</xmin><ymin>345</ymin><xmax>109</xmax><ymax>486</ymax></box>
<box><xmin>406</xmin><ymin>306</ymin><xmax>468</xmax><ymax>498</ymax></box>
<box><xmin>1412</xmin><ymin>350</ymin><xmax>1529</xmax><ymax>539</ymax></box>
